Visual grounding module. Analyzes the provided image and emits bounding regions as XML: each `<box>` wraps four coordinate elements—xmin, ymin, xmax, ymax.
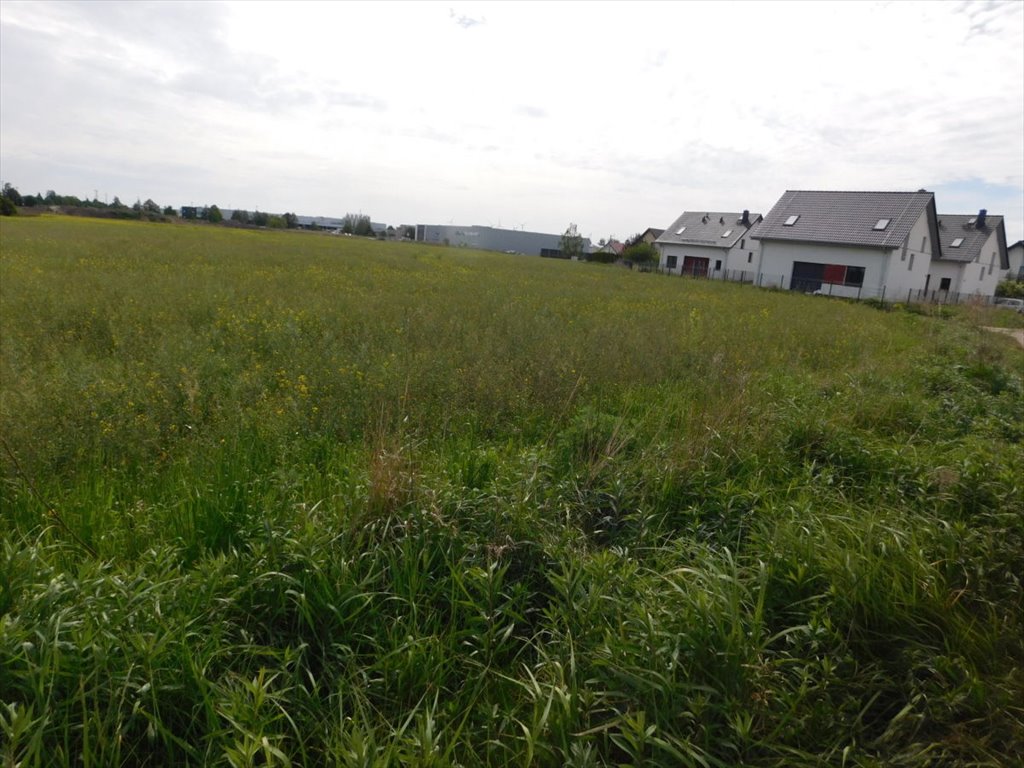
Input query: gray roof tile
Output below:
<box><xmin>749</xmin><ymin>190</ymin><xmax>935</xmax><ymax>249</ymax></box>
<box><xmin>655</xmin><ymin>211</ymin><xmax>762</xmax><ymax>249</ymax></box>
<box><xmin>935</xmin><ymin>213</ymin><xmax>1006</xmax><ymax>265</ymax></box>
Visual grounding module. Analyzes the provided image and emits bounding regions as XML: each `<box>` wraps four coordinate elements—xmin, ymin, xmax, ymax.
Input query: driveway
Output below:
<box><xmin>984</xmin><ymin>327</ymin><xmax>1024</xmax><ymax>348</ymax></box>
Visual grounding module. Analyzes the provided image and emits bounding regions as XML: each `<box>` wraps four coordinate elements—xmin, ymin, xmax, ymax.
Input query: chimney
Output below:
<box><xmin>976</xmin><ymin>209</ymin><xmax>987</xmax><ymax>229</ymax></box>
<box><xmin>741</xmin><ymin>209</ymin><xmax>750</xmax><ymax>227</ymax></box>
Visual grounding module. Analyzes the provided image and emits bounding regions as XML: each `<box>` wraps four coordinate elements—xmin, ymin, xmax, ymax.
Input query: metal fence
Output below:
<box><xmin>634</xmin><ymin>264</ymin><xmax>1002</xmax><ymax>307</ymax></box>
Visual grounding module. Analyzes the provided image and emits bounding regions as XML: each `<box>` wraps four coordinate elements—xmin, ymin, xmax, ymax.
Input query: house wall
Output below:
<box><xmin>883</xmin><ymin>210</ymin><xmax>934</xmax><ymax>297</ymax></box>
<box><xmin>928</xmin><ymin>261</ymin><xmax>963</xmax><ymax>295</ymax></box>
<box><xmin>1004</xmin><ymin>243</ymin><xmax>1024</xmax><ymax>281</ymax></box>
<box><xmin>658</xmin><ymin>243</ymin><xmax>728</xmax><ymax>275</ymax></box>
<box><xmin>957</xmin><ymin>230</ymin><xmax>1003</xmax><ymax>297</ymax></box>
<box><xmin>725</xmin><ymin>235</ymin><xmax>760</xmax><ymax>278</ymax></box>
<box><xmin>757</xmin><ymin>241</ymin><xmax>896</xmax><ymax>297</ymax></box>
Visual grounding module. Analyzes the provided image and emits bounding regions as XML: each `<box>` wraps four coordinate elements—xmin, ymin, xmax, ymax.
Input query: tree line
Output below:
<box><xmin>0</xmin><ymin>184</ymin><xmax>383</xmax><ymax>237</ymax></box>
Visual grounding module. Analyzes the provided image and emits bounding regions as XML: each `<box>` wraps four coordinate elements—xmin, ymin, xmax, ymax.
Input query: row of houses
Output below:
<box><xmin>653</xmin><ymin>190</ymin><xmax>1018</xmax><ymax>302</ymax></box>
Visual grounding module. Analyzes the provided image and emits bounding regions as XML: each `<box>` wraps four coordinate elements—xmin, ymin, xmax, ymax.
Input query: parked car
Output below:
<box><xmin>993</xmin><ymin>297</ymin><xmax>1024</xmax><ymax>313</ymax></box>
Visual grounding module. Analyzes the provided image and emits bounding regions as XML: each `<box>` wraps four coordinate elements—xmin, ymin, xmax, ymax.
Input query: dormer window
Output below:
<box><xmin>675</xmin><ymin>226</ymin><xmax>686</xmax><ymax>235</ymax></box>
<box><xmin>873</xmin><ymin>219</ymin><xmax>890</xmax><ymax>230</ymax></box>
<box><xmin>721</xmin><ymin>230</ymin><xmax>732</xmax><ymax>238</ymax></box>
<box><xmin>951</xmin><ymin>238</ymin><xmax>964</xmax><ymax>248</ymax></box>
<box><xmin>784</xmin><ymin>215</ymin><xmax>799</xmax><ymax>226</ymax></box>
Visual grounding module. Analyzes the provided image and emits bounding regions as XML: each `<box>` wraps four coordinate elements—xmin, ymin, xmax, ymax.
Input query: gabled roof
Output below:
<box><xmin>641</xmin><ymin>227</ymin><xmax>664</xmax><ymax>240</ymax></box>
<box><xmin>750</xmin><ymin>190</ymin><xmax>935</xmax><ymax>250</ymax></box>
<box><xmin>655</xmin><ymin>211</ymin><xmax>762</xmax><ymax>249</ymax></box>
<box><xmin>936</xmin><ymin>214</ymin><xmax>1008</xmax><ymax>268</ymax></box>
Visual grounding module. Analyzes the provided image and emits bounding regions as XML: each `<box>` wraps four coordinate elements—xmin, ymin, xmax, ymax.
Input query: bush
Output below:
<box><xmin>995</xmin><ymin>280</ymin><xmax>1024</xmax><ymax>299</ymax></box>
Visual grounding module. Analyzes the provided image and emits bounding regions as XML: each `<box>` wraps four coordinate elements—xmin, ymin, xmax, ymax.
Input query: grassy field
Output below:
<box><xmin>2</xmin><ymin>215</ymin><xmax>1022</xmax><ymax>766</ymax></box>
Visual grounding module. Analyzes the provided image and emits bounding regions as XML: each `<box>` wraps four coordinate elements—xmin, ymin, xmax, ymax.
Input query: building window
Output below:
<box><xmin>784</xmin><ymin>215</ymin><xmax>800</xmax><ymax>226</ymax></box>
<box><xmin>721</xmin><ymin>230</ymin><xmax>732</xmax><ymax>238</ymax></box>
<box><xmin>901</xmin><ymin>251</ymin><xmax>906</xmax><ymax>261</ymax></box>
<box><xmin>747</xmin><ymin>252</ymin><xmax>753</xmax><ymax>263</ymax></box>
<box><xmin>940</xmin><ymin>277</ymin><xmax>951</xmax><ymax>291</ymax></box>
<box><xmin>715</xmin><ymin>259</ymin><xmax>722</xmax><ymax>271</ymax></box>
<box><xmin>922</xmin><ymin>236</ymin><xmax>927</xmax><ymax>252</ymax></box>
<box><xmin>666</xmin><ymin>255</ymin><xmax>678</xmax><ymax>270</ymax></box>
<box><xmin>740</xmin><ymin>239</ymin><xmax>745</xmax><ymax>249</ymax></box>
<box><xmin>980</xmin><ymin>267</ymin><xmax>985</xmax><ymax>280</ymax></box>
<box><xmin>675</xmin><ymin>226</ymin><xmax>686</xmax><ymax>235</ymax></box>
<box><xmin>951</xmin><ymin>237</ymin><xmax>964</xmax><ymax>248</ymax></box>
<box><xmin>909</xmin><ymin>253</ymin><xmax>915</xmax><ymax>270</ymax></box>
<box><xmin>988</xmin><ymin>263</ymin><xmax>993</xmax><ymax>275</ymax></box>
<box><xmin>873</xmin><ymin>218</ymin><xmax>890</xmax><ymax>230</ymax></box>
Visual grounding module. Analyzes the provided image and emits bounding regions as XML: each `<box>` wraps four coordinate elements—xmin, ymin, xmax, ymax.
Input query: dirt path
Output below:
<box><xmin>984</xmin><ymin>327</ymin><xmax>1024</xmax><ymax>348</ymax></box>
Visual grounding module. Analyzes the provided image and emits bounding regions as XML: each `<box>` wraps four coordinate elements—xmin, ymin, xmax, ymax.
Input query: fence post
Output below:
<box><xmin>880</xmin><ymin>285</ymin><xmax>886</xmax><ymax>304</ymax></box>
<box><xmin>907</xmin><ymin>289</ymin><xmax>912</xmax><ymax>304</ymax></box>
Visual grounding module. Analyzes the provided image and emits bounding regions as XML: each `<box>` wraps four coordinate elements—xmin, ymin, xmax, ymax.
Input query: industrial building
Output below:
<box><xmin>414</xmin><ymin>224</ymin><xmax>591</xmax><ymax>257</ymax></box>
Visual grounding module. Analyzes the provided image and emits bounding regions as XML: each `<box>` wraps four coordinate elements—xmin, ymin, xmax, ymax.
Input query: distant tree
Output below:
<box><xmin>231</xmin><ymin>208</ymin><xmax>250</xmax><ymax>224</ymax></box>
<box><xmin>622</xmin><ymin>242</ymin><xmax>658</xmax><ymax>264</ymax></box>
<box><xmin>0</xmin><ymin>196</ymin><xmax>17</xmax><ymax>216</ymax></box>
<box><xmin>206</xmin><ymin>205</ymin><xmax>223</xmax><ymax>223</ymax></box>
<box><xmin>559</xmin><ymin>223</ymin><xmax>584</xmax><ymax>261</ymax></box>
<box><xmin>142</xmin><ymin>199</ymin><xmax>161</xmax><ymax>214</ymax></box>
<box><xmin>624</xmin><ymin>232</ymin><xmax>644</xmax><ymax>248</ymax></box>
<box><xmin>342</xmin><ymin>213</ymin><xmax>373</xmax><ymax>237</ymax></box>
<box><xmin>267</xmin><ymin>215</ymin><xmax>285</xmax><ymax>229</ymax></box>
<box><xmin>588</xmin><ymin>249</ymin><xmax>616</xmax><ymax>264</ymax></box>
<box><xmin>111</xmin><ymin>196</ymin><xmax>124</xmax><ymax>208</ymax></box>
<box><xmin>163</xmin><ymin>205</ymin><xmax>176</xmax><ymax>216</ymax></box>
<box><xmin>253</xmin><ymin>210</ymin><xmax>270</xmax><ymax>227</ymax></box>
<box><xmin>22</xmin><ymin>193</ymin><xmax>38</xmax><ymax>207</ymax></box>
<box><xmin>44</xmin><ymin>190</ymin><xmax>58</xmax><ymax>205</ymax></box>
<box><xmin>283</xmin><ymin>212</ymin><xmax>299</xmax><ymax>229</ymax></box>
<box><xmin>2</xmin><ymin>183</ymin><xmax>23</xmax><ymax>206</ymax></box>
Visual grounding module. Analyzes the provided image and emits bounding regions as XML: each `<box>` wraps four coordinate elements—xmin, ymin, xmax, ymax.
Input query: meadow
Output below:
<box><xmin>1</xmin><ymin>215</ymin><xmax>1022</xmax><ymax>766</ymax></box>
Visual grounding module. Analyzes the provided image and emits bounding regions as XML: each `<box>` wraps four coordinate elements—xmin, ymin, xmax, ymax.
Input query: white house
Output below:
<box><xmin>655</xmin><ymin>210</ymin><xmax>763</xmax><ymax>280</ymax></box>
<box><xmin>928</xmin><ymin>211</ymin><xmax>1008</xmax><ymax>299</ymax></box>
<box><xmin>750</xmin><ymin>190</ymin><xmax>939</xmax><ymax>300</ymax></box>
<box><xmin>1005</xmin><ymin>239</ymin><xmax>1024</xmax><ymax>282</ymax></box>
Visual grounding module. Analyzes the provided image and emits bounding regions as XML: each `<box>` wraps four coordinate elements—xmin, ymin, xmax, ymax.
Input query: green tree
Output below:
<box><xmin>206</xmin><ymin>205</ymin><xmax>223</xmax><ymax>224</ymax></box>
<box><xmin>163</xmin><ymin>206</ymin><xmax>176</xmax><ymax>216</ymax></box>
<box><xmin>231</xmin><ymin>209</ymin><xmax>250</xmax><ymax>224</ymax></box>
<box><xmin>2</xmin><ymin>183</ymin><xmax>23</xmax><ymax>206</ymax></box>
<box><xmin>253</xmin><ymin>210</ymin><xmax>269</xmax><ymax>227</ymax></box>
<box><xmin>283</xmin><ymin>212</ymin><xmax>299</xmax><ymax>229</ymax></box>
<box><xmin>0</xmin><ymin>196</ymin><xmax>17</xmax><ymax>216</ymax></box>
<box><xmin>622</xmin><ymin>242</ymin><xmax>658</xmax><ymax>265</ymax></box>
<box><xmin>559</xmin><ymin>223</ymin><xmax>583</xmax><ymax>260</ymax></box>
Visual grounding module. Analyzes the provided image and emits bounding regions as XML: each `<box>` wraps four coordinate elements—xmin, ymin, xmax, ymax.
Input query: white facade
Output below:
<box><xmin>658</xmin><ymin>236</ymin><xmax>761</xmax><ymax>280</ymax></box>
<box><xmin>756</xmin><ymin>209</ymin><xmax>935</xmax><ymax>300</ymax></box>
<box><xmin>1006</xmin><ymin>242</ymin><xmax>1024</xmax><ymax>281</ymax></box>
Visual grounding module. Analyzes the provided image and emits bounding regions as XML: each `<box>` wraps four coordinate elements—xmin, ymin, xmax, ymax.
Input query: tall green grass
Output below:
<box><xmin>2</xmin><ymin>216</ymin><xmax>1022</xmax><ymax>765</ymax></box>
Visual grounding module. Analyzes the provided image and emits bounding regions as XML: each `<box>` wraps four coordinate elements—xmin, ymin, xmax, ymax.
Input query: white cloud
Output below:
<box><xmin>2</xmin><ymin>0</ymin><xmax>1022</xmax><ymax>239</ymax></box>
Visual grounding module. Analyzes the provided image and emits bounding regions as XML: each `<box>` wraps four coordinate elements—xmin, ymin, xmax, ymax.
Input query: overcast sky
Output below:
<box><xmin>2</xmin><ymin>1</ymin><xmax>1022</xmax><ymax>242</ymax></box>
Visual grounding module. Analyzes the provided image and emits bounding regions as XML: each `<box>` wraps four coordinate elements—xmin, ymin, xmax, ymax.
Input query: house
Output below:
<box><xmin>1006</xmin><ymin>239</ymin><xmax>1024</xmax><ymax>282</ymax></box>
<box><xmin>655</xmin><ymin>210</ymin><xmax>762</xmax><ymax>279</ymax></box>
<box><xmin>929</xmin><ymin>211</ymin><xmax>1008</xmax><ymax>298</ymax></box>
<box><xmin>637</xmin><ymin>227</ymin><xmax>664</xmax><ymax>245</ymax></box>
<box><xmin>593</xmin><ymin>239</ymin><xmax>625</xmax><ymax>257</ymax></box>
<box><xmin>750</xmin><ymin>190</ymin><xmax>938</xmax><ymax>299</ymax></box>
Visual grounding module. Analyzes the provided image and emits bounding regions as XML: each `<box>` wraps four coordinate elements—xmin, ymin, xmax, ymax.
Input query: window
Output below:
<box><xmin>980</xmin><ymin>267</ymin><xmax>985</xmax><ymax>280</ymax></box>
<box><xmin>784</xmin><ymin>215</ymin><xmax>800</xmax><ymax>226</ymax></box>
<box><xmin>968</xmin><ymin>217</ymin><xmax>976</xmax><ymax>225</ymax></box>
<box><xmin>714</xmin><ymin>259</ymin><xmax>722</xmax><ymax>271</ymax></box>
<box><xmin>845</xmin><ymin>266</ymin><xmax>865</xmax><ymax>287</ymax></box>
<box><xmin>873</xmin><ymin>218</ymin><xmax>890</xmax><ymax>230</ymax></box>
<box><xmin>747</xmin><ymin>252</ymin><xmax>753</xmax><ymax>263</ymax></box>
<box><xmin>901</xmin><ymin>251</ymin><xmax>906</xmax><ymax>262</ymax></box>
<box><xmin>922</xmin><ymin>236</ymin><xmax>927</xmax><ymax>252</ymax></box>
<box><xmin>666</xmin><ymin>255</ymin><xmax>678</xmax><ymax>270</ymax></box>
<box><xmin>740</xmin><ymin>239</ymin><xmax>745</xmax><ymax>249</ymax></box>
<box><xmin>790</xmin><ymin>261</ymin><xmax>865</xmax><ymax>291</ymax></box>
<box><xmin>940</xmin><ymin>277</ymin><xmax>951</xmax><ymax>291</ymax></box>
<box><xmin>721</xmin><ymin>230</ymin><xmax>732</xmax><ymax>238</ymax></box>
<box><xmin>951</xmin><ymin>237</ymin><xmax>964</xmax><ymax>247</ymax></box>
<box><xmin>988</xmin><ymin>263</ymin><xmax>993</xmax><ymax>275</ymax></box>
<box><xmin>675</xmin><ymin>226</ymin><xmax>686</xmax><ymax>235</ymax></box>
<box><xmin>909</xmin><ymin>253</ymin><xmax>915</xmax><ymax>270</ymax></box>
